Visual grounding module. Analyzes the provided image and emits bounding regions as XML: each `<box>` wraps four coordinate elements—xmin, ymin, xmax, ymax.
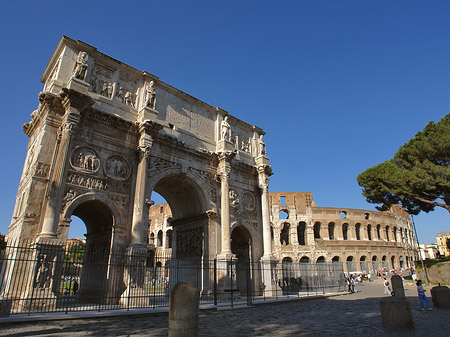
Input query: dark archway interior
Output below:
<box><xmin>231</xmin><ymin>226</ymin><xmax>252</xmax><ymax>293</ymax></box>
<box><xmin>72</xmin><ymin>200</ymin><xmax>113</xmax><ymax>238</ymax></box>
<box><xmin>71</xmin><ymin>200</ymin><xmax>114</xmax><ymax>303</ymax></box>
<box><xmin>153</xmin><ymin>173</ymin><xmax>207</xmax><ymax>220</ymax></box>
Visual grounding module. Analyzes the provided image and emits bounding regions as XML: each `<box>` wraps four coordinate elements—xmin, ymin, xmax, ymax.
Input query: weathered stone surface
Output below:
<box><xmin>391</xmin><ymin>275</ymin><xmax>405</xmax><ymax>298</ymax></box>
<box><xmin>431</xmin><ymin>285</ymin><xmax>450</xmax><ymax>308</ymax></box>
<box><xmin>169</xmin><ymin>282</ymin><xmax>199</xmax><ymax>337</ymax></box>
<box><xmin>380</xmin><ymin>297</ymin><xmax>414</xmax><ymax>331</ymax></box>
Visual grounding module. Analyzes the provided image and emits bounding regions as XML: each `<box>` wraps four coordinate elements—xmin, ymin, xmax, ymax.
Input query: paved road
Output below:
<box><xmin>0</xmin><ymin>279</ymin><xmax>448</xmax><ymax>336</ymax></box>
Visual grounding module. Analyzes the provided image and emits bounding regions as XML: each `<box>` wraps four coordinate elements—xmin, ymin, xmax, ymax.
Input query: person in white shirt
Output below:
<box><xmin>416</xmin><ymin>280</ymin><xmax>431</xmax><ymax>311</ymax></box>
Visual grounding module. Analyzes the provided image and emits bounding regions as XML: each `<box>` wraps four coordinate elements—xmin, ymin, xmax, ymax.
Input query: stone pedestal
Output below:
<box><xmin>138</xmin><ymin>106</ymin><xmax>158</xmax><ymax>122</ymax></box>
<box><xmin>430</xmin><ymin>285</ymin><xmax>450</xmax><ymax>308</ymax></box>
<box><xmin>380</xmin><ymin>297</ymin><xmax>414</xmax><ymax>331</ymax></box>
<box><xmin>120</xmin><ymin>245</ymin><xmax>149</xmax><ymax>307</ymax></box>
<box><xmin>260</xmin><ymin>255</ymin><xmax>280</xmax><ymax>296</ymax></box>
<box><xmin>66</xmin><ymin>77</ymin><xmax>90</xmax><ymax>94</ymax></box>
<box><xmin>216</xmin><ymin>253</ymin><xmax>237</xmax><ymax>297</ymax></box>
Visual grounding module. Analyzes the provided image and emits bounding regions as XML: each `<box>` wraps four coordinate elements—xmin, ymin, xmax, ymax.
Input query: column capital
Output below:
<box><xmin>138</xmin><ymin>119</ymin><xmax>164</xmax><ymax>136</ymax></box>
<box><xmin>217</xmin><ymin>150</ymin><xmax>236</xmax><ymax>163</ymax></box>
<box><xmin>60</xmin><ymin>87</ymin><xmax>94</xmax><ymax>114</ymax></box>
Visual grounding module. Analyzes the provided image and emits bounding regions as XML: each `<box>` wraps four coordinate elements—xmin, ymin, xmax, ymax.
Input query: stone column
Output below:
<box><xmin>217</xmin><ymin>151</ymin><xmax>234</xmax><ymax>257</ymax></box>
<box><xmin>39</xmin><ymin>90</ymin><xmax>93</xmax><ymax>240</ymax></box>
<box><xmin>130</xmin><ymin>125</ymin><xmax>153</xmax><ymax>246</ymax></box>
<box><xmin>258</xmin><ymin>165</ymin><xmax>272</xmax><ymax>256</ymax></box>
<box><xmin>122</xmin><ymin>120</ymin><xmax>162</xmax><ymax>306</ymax></box>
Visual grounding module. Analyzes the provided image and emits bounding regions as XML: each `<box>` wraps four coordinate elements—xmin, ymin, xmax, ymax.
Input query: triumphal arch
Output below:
<box><xmin>5</xmin><ymin>36</ymin><xmax>275</xmax><ymax>306</ymax></box>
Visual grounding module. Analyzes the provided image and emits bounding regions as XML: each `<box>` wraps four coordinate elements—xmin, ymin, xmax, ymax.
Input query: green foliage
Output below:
<box><xmin>64</xmin><ymin>245</ymin><xmax>84</xmax><ymax>264</ymax></box>
<box><xmin>357</xmin><ymin>113</ymin><xmax>450</xmax><ymax>214</ymax></box>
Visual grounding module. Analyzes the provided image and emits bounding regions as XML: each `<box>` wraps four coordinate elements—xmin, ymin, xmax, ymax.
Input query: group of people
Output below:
<box><xmin>345</xmin><ymin>274</ymin><xmax>363</xmax><ymax>293</ymax></box>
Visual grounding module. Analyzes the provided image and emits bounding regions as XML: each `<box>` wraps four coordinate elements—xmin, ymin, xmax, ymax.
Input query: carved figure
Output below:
<box><xmin>240</xmin><ymin>139</ymin><xmax>250</xmax><ymax>153</ymax></box>
<box><xmin>71</xmin><ymin>148</ymin><xmax>100</xmax><ymax>173</ymax></box>
<box><xmin>63</xmin><ymin>189</ymin><xmax>77</xmax><ymax>204</ymax></box>
<box><xmin>229</xmin><ymin>189</ymin><xmax>240</xmax><ymax>206</ymax></box>
<box><xmin>104</xmin><ymin>155</ymin><xmax>130</xmax><ymax>181</ymax></box>
<box><xmin>35</xmin><ymin>254</ymin><xmax>54</xmax><ymax>289</ymax></box>
<box><xmin>242</xmin><ymin>191</ymin><xmax>256</xmax><ymax>210</ymax></box>
<box><xmin>116</xmin><ymin>83</ymin><xmax>124</xmax><ymax>99</ymax></box>
<box><xmin>258</xmin><ymin>134</ymin><xmax>266</xmax><ymax>156</ymax></box>
<box><xmin>73</xmin><ymin>52</ymin><xmax>88</xmax><ymax>81</ymax></box>
<box><xmin>221</xmin><ymin>116</ymin><xmax>231</xmax><ymax>142</ymax></box>
<box><xmin>101</xmin><ymin>81</ymin><xmax>109</xmax><ymax>97</ymax></box>
<box><xmin>124</xmin><ymin>91</ymin><xmax>134</xmax><ymax>107</ymax></box>
<box><xmin>145</xmin><ymin>81</ymin><xmax>156</xmax><ymax>109</ymax></box>
<box><xmin>107</xmin><ymin>83</ymin><xmax>113</xmax><ymax>98</ymax></box>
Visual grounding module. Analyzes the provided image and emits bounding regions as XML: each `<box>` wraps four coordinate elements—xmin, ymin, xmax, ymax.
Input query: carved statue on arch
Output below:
<box><xmin>221</xmin><ymin>116</ymin><xmax>231</xmax><ymax>142</ymax></box>
<box><xmin>72</xmin><ymin>52</ymin><xmax>88</xmax><ymax>81</ymax></box>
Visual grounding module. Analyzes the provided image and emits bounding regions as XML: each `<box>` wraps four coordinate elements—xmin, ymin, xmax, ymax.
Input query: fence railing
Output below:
<box><xmin>0</xmin><ymin>240</ymin><xmax>346</xmax><ymax>315</ymax></box>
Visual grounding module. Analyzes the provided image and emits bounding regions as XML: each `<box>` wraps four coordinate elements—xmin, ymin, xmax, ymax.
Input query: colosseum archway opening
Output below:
<box><xmin>360</xmin><ymin>256</ymin><xmax>368</xmax><ymax>272</ymax></box>
<box><xmin>372</xmin><ymin>256</ymin><xmax>379</xmax><ymax>272</ymax></box>
<box><xmin>280</xmin><ymin>223</ymin><xmax>290</xmax><ymax>245</ymax></box>
<box><xmin>314</xmin><ymin>222</ymin><xmax>321</xmax><ymax>239</ymax></box>
<box><xmin>342</xmin><ymin>223</ymin><xmax>349</xmax><ymax>240</ymax></box>
<box><xmin>328</xmin><ymin>223</ymin><xmax>335</xmax><ymax>240</ymax></box>
<box><xmin>346</xmin><ymin>256</ymin><xmax>355</xmax><ymax>274</ymax></box>
<box><xmin>382</xmin><ymin>255</ymin><xmax>389</xmax><ymax>269</ymax></box>
<box><xmin>281</xmin><ymin>257</ymin><xmax>294</xmax><ymax>294</ymax></box>
<box><xmin>399</xmin><ymin>256</ymin><xmax>404</xmax><ymax>269</ymax></box>
<box><xmin>297</xmin><ymin>222</ymin><xmax>306</xmax><ymax>245</ymax></box>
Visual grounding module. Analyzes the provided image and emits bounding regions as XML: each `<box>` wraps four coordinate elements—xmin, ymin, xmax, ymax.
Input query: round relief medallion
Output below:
<box><xmin>70</xmin><ymin>147</ymin><xmax>100</xmax><ymax>173</ymax></box>
<box><xmin>242</xmin><ymin>191</ymin><xmax>256</xmax><ymax>211</ymax></box>
<box><xmin>104</xmin><ymin>155</ymin><xmax>131</xmax><ymax>181</ymax></box>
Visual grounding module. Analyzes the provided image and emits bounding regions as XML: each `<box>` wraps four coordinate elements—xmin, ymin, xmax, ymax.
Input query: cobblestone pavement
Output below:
<box><xmin>0</xmin><ymin>279</ymin><xmax>448</xmax><ymax>336</ymax></box>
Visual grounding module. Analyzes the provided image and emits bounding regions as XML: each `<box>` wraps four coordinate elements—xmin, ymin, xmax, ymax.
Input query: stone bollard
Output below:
<box><xmin>430</xmin><ymin>285</ymin><xmax>450</xmax><ymax>308</ymax></box>
<box><xmin>379</xmin><ymin>275</ymin><xmax>414</xmax><ymax>331</ymax></box>
<box><xmin>391</xmin><ymin>275</ymin><xmax>405</xmax><ymax>298</ymax></box>
<box><xmin>168</xmin><ymin>282</ymin><xmax>199</xmax><ymax>337</ymax></box>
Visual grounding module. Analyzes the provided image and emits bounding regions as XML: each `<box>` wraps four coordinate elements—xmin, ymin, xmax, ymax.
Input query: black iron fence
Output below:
<box><xmin>0</xmin><ymin>240</ymin><xmax>346</xmax><ymax>315</ymax></box>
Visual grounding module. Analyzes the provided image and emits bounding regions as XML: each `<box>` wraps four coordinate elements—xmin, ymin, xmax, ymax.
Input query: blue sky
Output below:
<box><xmin>1</xmin><ymin>1</ymin><xmax>449</xmax><ymax>243</ymax></box>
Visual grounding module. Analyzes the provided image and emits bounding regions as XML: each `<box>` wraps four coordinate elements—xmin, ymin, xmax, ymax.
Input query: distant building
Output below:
<box><xmin>436</xmin><ymin>232</ymin><xmax>450</xmax><ymax>257</ymax></box>
<box><xmin>418</xmin><ymin>243</ymin><xmax>439</xmax><ymax>260</ymax></box>
<box><xmin>66</xmin><ymin>238</ymin><xmax>86</xmax><ymax>250</ymax></box>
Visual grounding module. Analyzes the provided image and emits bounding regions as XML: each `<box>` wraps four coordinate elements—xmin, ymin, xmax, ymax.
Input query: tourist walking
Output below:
<box><xmin>383</xmin><ymin>277</ymin><xmax>391</xmax><ymax>295</ymax></box>
<box><xmin>416</xmin><ymin>280</ymin><xmax>432</xmax><ymax>311</ymax></box>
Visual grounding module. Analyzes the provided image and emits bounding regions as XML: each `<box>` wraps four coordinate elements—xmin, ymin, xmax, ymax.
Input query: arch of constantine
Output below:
<box><xmin>1</xmin><ymin>36</ymin><xmax>417</xmax><ymax>311</ymax></box>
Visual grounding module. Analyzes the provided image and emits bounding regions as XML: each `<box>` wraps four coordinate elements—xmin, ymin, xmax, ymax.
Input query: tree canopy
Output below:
<box><xmin>357</xmin><ymin>113</ymin><xmax>450</xmax><ymax>215</ymax></box>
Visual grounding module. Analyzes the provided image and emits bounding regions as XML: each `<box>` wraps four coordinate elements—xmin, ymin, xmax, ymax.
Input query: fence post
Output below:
<box><xmin>246</xmin><ymin>260</ymin><xmax>251</xmax><ymax>306</ymax></box>
<box><xmin>230</xmin><ymin>258</ymin><xmax>233</xmax><ymax>308</ymax></box>
<box><xmin>213</xmin><ymin>259</ymin><xmax>217</xmax><ymax>306</ymax></box>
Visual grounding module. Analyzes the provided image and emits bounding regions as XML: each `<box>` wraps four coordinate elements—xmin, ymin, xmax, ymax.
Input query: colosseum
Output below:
<box><xmin>148</xmin><ymin>192</ymin><xmax>417</xmax><ymax>275</ymax></box>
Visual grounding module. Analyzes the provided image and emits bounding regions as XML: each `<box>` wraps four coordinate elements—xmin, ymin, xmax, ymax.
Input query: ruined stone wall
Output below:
<box><xmin>269</xmin><ymin>192</ymin><xmax>417</xmax><ymax>273</ymax></box>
